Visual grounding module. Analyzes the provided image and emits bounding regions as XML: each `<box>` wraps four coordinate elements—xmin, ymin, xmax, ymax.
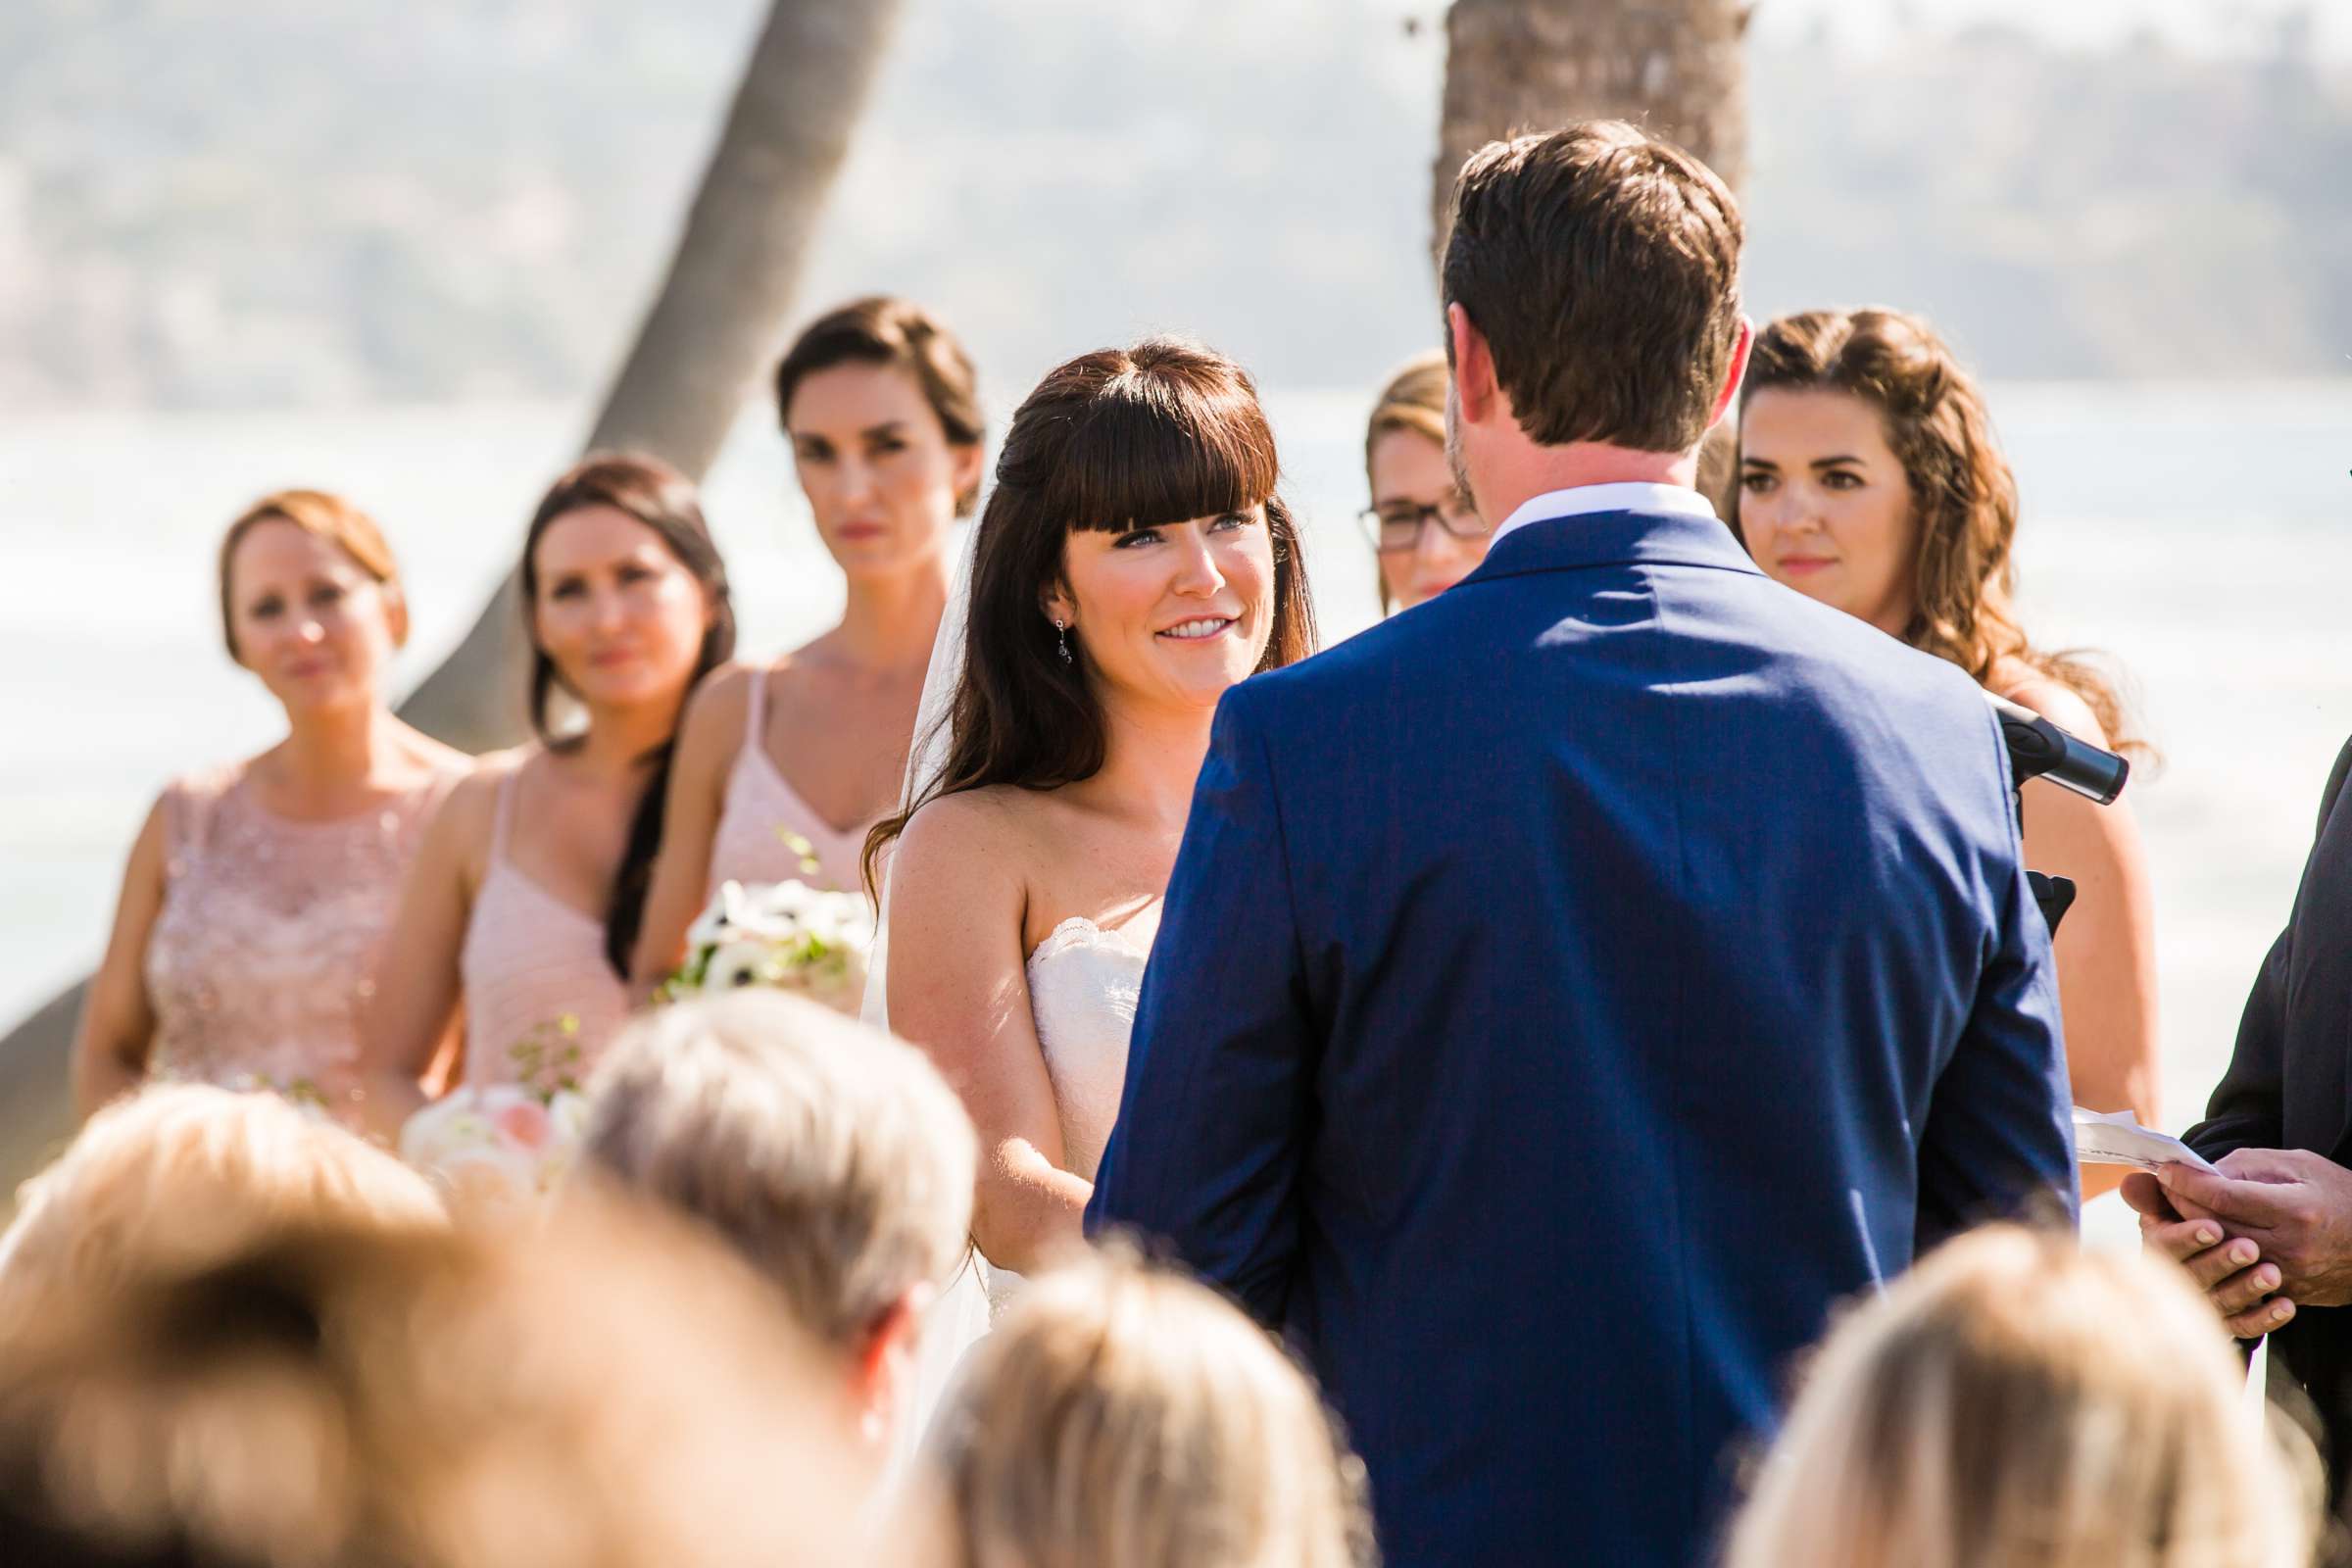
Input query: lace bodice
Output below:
<box><xmin>1024</xmin><ymin>917</ymin><xmax>1148</xmax><ymax>1182</ymax></box>
<box><xmin>144</xmin><ymin>762</ymin><xmax>456</xmax><ymax>1124</ymax></box>
<box><xmin>458</xmin><ymin>764</ymin><xmax>634</xmax><ymax>1094</ymax></box>
<box><xmin>708</xmin><ymin>665</ymin><xmax>875</xmax><ymax>896</ymax></box>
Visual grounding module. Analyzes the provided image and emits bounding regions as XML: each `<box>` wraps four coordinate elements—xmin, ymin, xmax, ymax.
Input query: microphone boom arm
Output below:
<box><xmin>1987</xmin><ymin>693</ymin><xmax>2130</xmax><ymax>804</ymax></box>
<box><xmin>1983</xmin><ymin>693</ymin><xmax>2131</xmax><ymax>937</ymax></box>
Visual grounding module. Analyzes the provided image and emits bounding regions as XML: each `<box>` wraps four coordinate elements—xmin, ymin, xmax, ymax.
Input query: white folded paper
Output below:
<box><xmin>2072</xmin><ymin>1106</ymin><xmax>2220</xmax><ymax>1173</ymax></box>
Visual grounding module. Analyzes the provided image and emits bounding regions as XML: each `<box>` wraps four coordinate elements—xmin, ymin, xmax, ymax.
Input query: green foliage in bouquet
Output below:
<box><xmin>505</xmin><ymin>1012</ymin><xmax>586</xmax><ymax>1101</ymax></box>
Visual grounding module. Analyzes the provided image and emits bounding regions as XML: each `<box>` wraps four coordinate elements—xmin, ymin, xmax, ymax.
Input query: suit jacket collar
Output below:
<box><xmin>1463</xmin><ymin>502</ymin><xmax>1763</xmax><ymax>586</ymax></box>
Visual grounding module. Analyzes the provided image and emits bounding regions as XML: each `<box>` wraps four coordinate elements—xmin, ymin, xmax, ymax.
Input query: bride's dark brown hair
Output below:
<box><xmin>1738</xmin><ymin>308</ymin><xmax>2143</xmax><ymax>756</ymax></box>
<box><xmin>863</xmin><ymin>338</ymin><xmax>1317</xmax><ymax>899</ymax></box>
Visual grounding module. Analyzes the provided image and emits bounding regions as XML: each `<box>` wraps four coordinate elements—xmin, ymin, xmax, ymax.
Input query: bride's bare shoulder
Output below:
<box><xmin>895</xmin><ymin>787</ymin><xmax>1051</xmax><ymax>876</ymax></box>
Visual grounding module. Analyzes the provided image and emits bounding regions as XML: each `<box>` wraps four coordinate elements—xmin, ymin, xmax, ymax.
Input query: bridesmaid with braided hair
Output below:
<box><xmin>1735</xmin><ymin>307</ymin><xmax>2159</xmax><ymax>1196</ymax></box>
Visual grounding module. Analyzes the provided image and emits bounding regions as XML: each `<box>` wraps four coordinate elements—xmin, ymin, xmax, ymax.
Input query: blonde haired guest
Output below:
<box><xmin>72</xmin><ymin>489</ymin><xmax>467</xmax><ymax>1128</ymax></box>
<box><xmin>1721</xmin><ymin>1226</ymin><xmax>2319</xmax><ymax>1568</ymax></box>
<box><xmin>0</xmin><ymin>1083</ymin><xmax>445</xmax><ymax>1311</ymax></box>
<box><xmin>0</xmin><ymin>1162</ymin><xmax>891</xmax><ymax>1568</ymax></box>
<box><xmin>932</xmin><ymin>1250</ymin><xmax>1374</xmax><ymax>1568</ymax></box>
<box><xmin>578</xmin><ymin>990</ymin><xmax>978</xmax><ymax>1450</ymax></box>
<box><xmin>1359</xmin><ymin>350</ymin><xmax>1494</xmax><ymax>614</ymax></box>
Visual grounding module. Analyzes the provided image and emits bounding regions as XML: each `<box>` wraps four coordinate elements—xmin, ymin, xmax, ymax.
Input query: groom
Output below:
<box><xmin>1088</xmin><ymin>122</ymin><xmax>2076</xmax><ymax>1566</ymax></box>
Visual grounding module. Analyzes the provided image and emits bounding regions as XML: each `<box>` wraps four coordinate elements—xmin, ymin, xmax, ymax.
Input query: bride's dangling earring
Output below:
<box><xmin>1054</xmin><ymin>618</ymin><xmax>1072</xmax><ymax>665</ymax></box>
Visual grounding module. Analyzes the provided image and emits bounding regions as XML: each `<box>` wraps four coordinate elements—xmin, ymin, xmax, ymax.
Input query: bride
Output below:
<box><xmin>867</xmin><ymin>337</ymin><xmax>1317</xmax><ymax>1281</ymax></box>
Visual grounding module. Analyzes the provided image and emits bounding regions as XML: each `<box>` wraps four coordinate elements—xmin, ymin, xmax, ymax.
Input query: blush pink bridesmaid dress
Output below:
<box><xmin>143</xmin><ymin>761</ymin><xmax>460</xmax><ymax>1126</ymax></box>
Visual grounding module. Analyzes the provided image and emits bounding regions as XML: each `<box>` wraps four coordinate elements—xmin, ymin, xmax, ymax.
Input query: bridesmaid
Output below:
<box><xmin>72</xmin><ymin>491</ymin><xmax>467</xmax><ymax>1126</ymax></box>
<box><xmin>1359</xmin><ymin>350</ymin><xmax>1493</xmax><ymax>614</ymax></box>
<box><xmin>360</xmin><ymin>454</ymin><xmax>733</xmax><ymax>1137</ymax></box>
<box><xmin>1735</xmin><ymin>308</ymin><xmax>2160</xmax><ymax>1196</ymax></box>
<box><xmin>630</xmin><ymin>298</ymin><xmax>984</xmax><ymax>991</ymax></box>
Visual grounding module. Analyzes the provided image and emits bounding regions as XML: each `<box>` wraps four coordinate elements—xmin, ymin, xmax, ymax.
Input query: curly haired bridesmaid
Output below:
<box><xmin>1737</xmin><ymin>308</ymin><xmax>2160</xmax><ymax>1194</ymax></box>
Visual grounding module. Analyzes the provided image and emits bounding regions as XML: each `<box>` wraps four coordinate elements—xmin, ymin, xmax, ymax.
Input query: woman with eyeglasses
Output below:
<box><xmin>1359</xmin><ymin>351</ymin><xmax>1494</xmax><ymax>614</ymax></box>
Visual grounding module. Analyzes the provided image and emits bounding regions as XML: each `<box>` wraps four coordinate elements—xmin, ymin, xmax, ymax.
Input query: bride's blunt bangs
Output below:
<box><xmin>863</xmin><ymin>338</ymin><xmax>1317</xmax><ymax>902</ymax></box>
<box><xmin>1023</xmin><ymin>355</ymin><xmax>1284</xmax><ymax>537</ymax></box>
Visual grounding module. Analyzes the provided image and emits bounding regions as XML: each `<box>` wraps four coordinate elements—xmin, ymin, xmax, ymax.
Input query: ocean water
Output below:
<box><xmin>4</xmin><ymin>384</ymin><xmax>2349</xmax><ymax>1162</ymax></box>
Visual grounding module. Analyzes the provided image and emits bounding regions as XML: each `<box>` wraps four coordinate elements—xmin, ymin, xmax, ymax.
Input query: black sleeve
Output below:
<box><xmin>2187</xmin><ymin>736</ymin><xmax>2352</xmax><ymax>1160</ymax></box>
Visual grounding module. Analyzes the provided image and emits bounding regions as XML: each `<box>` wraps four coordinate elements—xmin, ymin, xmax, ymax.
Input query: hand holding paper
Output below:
<box><xmin>2072</xmin><ymin>1106</ymin><xmax>2220</xmax><ymax>1174</ymax></box>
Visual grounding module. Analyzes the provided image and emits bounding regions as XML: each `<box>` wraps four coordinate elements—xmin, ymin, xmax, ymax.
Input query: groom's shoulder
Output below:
<box><xmin>1232</xmin><ymin>600</ymin><xmax>1449</xmax><ymax>714</ymax></box>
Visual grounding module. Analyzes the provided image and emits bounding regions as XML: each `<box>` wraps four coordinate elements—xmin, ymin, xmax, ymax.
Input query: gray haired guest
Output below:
<box><xmin>577</xmin><ymin>989</ymin><xmax>978</xmax><ymax>1452</ymax></box>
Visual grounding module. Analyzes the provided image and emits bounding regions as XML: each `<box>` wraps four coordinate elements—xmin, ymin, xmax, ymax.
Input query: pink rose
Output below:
<box><xmin>494</xmin><ymin>1097</ymin><xmax>552</xmax><ymax>1152</ymax></box>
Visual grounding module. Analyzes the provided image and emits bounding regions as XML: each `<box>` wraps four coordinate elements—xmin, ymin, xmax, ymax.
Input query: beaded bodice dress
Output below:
<box><xmin>144</xmin><ymin>763</ymin><xmax>457</xmax><ymax>1123</ymax></box>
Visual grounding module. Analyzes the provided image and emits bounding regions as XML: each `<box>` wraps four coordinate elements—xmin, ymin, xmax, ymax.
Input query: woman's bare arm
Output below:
<box><xmin>886</xmin><ymin>794</ymin><xmax>1091</xmax><ymax>1276</ymax></box>
<box><xmin>71</xmin><ymin>796</ymin><xmax>171</xmax><ymax>1119</ymax></box>
<box><xmin>355</xmin><ymin>769</ymin><xmax>496</xmax><ymax>1142</ymax></box>
<box><xmin>628</xmin><ymin>664</ymin><xmax>753</xmax><ymax>997</ymax></box>
<box><xmin>2012</xmin><ymin>681</ymin><xmax>2161</xmax><ymax>1201</ymax></box>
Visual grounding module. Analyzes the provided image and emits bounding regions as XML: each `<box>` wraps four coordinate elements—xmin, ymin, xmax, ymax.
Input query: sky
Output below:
<box><xmin>1746</xmin><ymin>0</ymin><xmax>2350</xmax><ymax>57</ymax></box>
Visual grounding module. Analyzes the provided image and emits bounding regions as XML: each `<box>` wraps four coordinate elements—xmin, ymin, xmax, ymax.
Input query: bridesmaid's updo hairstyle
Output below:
<box><xmin>773</xmin><ymin>296</ymin><xmax>986</xmax><ymax>515</ymax></box>
<box><xmin>863</xmin><ymin>338</ymin><xmax>1317</xmax><ymax>897</ymax></box>
<box><xmin>217</xmin><ymin>489</ymin><xmax>406</xmax><ymax>660</ymax></box>
<box><xmin>518</xmin><ymin>453</ymin><xmax>737</xmax><ymax>975</ymax></box>
<box><xmin>1740</xmin><ymin>309</ymin><xmax>2141</xmax><ymax>754</ymax></box>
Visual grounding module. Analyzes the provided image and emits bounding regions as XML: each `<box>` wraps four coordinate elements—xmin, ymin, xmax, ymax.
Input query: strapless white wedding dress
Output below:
<box><xmin>1024</xmin><ymin>916</ymin><xmax>1147</xmax><ymax>1181</ymax></box>
<box><xmin>897</xmin><ymin>917</ymin><xmax>1148</xmax><ymax>1463</ymax></box>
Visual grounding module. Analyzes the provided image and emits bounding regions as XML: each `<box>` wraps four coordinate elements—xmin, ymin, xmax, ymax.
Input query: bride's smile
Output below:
<box><xmin>1157</xmin><ymin>615</ymin><xmax>1237</xmax><ymax>641</ymax></box>
<box><xmin>1050</xmin><ymin>505</ymin><xmax>1275</xmax><ymax>708</ymax></box>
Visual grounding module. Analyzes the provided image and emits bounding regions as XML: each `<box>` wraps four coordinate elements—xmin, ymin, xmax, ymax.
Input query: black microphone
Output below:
<box><xmin>1985</xmin><ymin>693</ymin><xmax>2129</xmax><ymax>806</ymax></box>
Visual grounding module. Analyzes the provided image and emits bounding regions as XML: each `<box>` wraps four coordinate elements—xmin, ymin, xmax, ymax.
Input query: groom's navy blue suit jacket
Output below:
<box><xmin>1087</xmin><ymin>499</ymin><xmax>2076</xmax><ymax>1567</ymax></box>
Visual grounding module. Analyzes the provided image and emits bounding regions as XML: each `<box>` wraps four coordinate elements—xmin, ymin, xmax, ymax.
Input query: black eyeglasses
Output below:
<box><xmin>1357</xmin><ymin>495</ymin><xmax>1493</xmax><ymax>556</ymax></box>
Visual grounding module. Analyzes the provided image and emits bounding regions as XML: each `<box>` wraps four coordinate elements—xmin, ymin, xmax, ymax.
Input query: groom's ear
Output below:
<box><xmin>1448</xmin><ymin>303</ymin><xmax>1498</xmax><ymax>427</ymax></box>
<box><xmin>1706</xmin><ymin>317</ymin><xmax>1754</xmax><ymax>433</ymax></box>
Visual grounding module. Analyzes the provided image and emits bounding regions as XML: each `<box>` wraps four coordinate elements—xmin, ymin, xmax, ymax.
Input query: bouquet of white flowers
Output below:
<box><xmin>399</xmin><ymin>1081</ymin><xmax>594</xmax><ymax>1202</ymax></box>
<box><xmin>662</xmin><ymin>877</ymin><xmax>875</xmax><ymax>1016</ymax></box>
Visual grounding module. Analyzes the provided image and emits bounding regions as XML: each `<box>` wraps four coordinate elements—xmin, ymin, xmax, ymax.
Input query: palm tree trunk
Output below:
<box><xmin>0</xmin><ymin>0</ymin><xmax>906</xmax><ymax>1188</ymax></box>
<box><xmin>0</xmin><ymin>985</ymin><xmax>83</xmax><ymax>1201</ymax></box>
<box><xmin>1434</xmin><ymin>0</ymin><xmax>1750</xmax><ymax>245</ymax></box>
<box><xmin>1433</xmin><ymin>0</ymin><xmax>1752</xmax><ymax>506</ymax></box>
<box><xmin>401</xmin><ymin>0</ymin><xmax>907</xmax><ymax>750</ymax></box>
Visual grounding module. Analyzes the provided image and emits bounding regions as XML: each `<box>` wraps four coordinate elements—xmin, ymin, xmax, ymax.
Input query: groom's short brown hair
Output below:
<box><xmin>1441</xmin><ymin>120</ymin><xmax>1743</xmax><ymax>455</ymax></box>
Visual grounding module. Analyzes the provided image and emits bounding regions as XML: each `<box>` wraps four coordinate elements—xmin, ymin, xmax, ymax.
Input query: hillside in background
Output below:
<box><xmin>1</xmin><ymin>0</ymin><xmax>2345</xmax><ymax>410</ymax></box>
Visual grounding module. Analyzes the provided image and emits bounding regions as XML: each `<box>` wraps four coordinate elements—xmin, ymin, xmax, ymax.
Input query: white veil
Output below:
<box><xmin>860</xmin><ymin>513</ymin><xmax>980</xmax><ymax>1033</ymax></box>
<box><xmin>868</xmin><ymin>514</ymin><xmax>996</xmax><ymax>1469</ymax></box>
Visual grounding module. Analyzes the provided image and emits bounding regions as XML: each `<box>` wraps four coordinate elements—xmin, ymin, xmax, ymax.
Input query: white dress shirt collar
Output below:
<box><xmin>1490</xmin><ymin>482</ymin><xmax>1721</xmax><ymax>548</ymax></box>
